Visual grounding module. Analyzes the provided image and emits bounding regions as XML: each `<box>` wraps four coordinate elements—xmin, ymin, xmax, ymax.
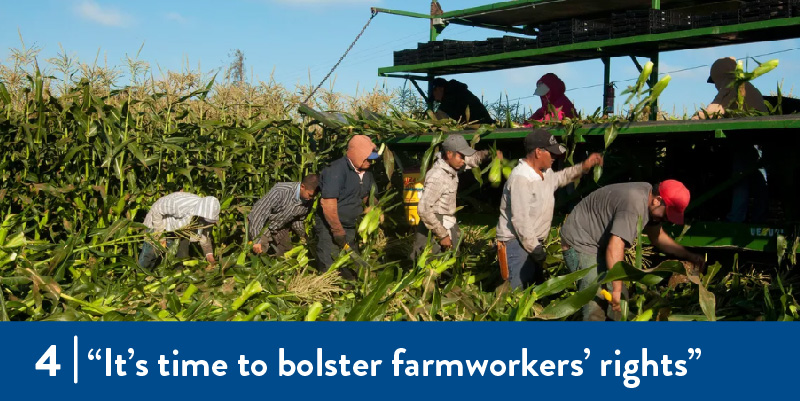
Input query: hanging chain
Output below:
<box><xmin>303</xmin><ymin>10</ymin><xmax>378</xmax><ymax>104</ymax></box>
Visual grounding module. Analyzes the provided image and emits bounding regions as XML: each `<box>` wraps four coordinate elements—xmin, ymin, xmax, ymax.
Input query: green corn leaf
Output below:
<box><xmin>538</xmin><ymin>283</ymin><xmax>599</xmax><ymax>320</ymax></box>
<box><xmin>531</xmin><ymin>266</ymin><xmax>594</xmax><ymax>300</ymax></box>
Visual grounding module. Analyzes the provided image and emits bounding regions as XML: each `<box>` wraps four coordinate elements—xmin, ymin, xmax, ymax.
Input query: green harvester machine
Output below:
<box><xmin>372</xmin><ymin>0</ymin><xmax>800</xmax><ymax>255</ymax></box>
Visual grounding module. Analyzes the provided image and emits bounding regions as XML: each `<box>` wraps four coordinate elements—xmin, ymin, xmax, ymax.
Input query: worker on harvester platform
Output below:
<box><xmin>526</xmin><ymin>73</ymin><xmax>576</xmax><ymax>124</ymax></box>
<box><xmin>432</xmin><ymin>78</ymin><xmax>495</xmax><ymax>125</ymax></box>
<box><xmin>694</xmin><ymin>57</ymin><xmax>769</xmax><ymax>223</ymax></box>
<box><xmin>693</xmin><ymin>56</ymin><xmax>767</xmax><ymax>119</ymax></box>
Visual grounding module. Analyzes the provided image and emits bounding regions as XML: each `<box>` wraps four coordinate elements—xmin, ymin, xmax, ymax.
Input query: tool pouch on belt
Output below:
<box><xmin>497</xmin><ymin>241</ymin><xmax>509</xmax><ymax>280</ymax></box>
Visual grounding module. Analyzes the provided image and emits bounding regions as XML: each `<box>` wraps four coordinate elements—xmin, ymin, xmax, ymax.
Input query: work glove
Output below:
<box><xmin>333</xmin><ymin>234</ymin><xmax>347</xmax><ymax>248</ymax></box>
<box><xmin>532</xmin><ymin>245</ymin><xmax>547</xmax><ymax>263</ymax></box>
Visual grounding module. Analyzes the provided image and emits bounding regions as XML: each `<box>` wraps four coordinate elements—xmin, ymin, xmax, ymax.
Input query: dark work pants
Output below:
<box><xmin>268</xmin><ymin>228</ymin><xmax>293</xmax><ymax>257</ymax></box>
<box><xmin>138</xmin><ymin>238</ymin><xmax>189</xmax><ymax>269</ymax></box>
<box><xmin>314</xmin><ymin>215</ymin><xmax>357</xmax><ymax>276</ymax></box>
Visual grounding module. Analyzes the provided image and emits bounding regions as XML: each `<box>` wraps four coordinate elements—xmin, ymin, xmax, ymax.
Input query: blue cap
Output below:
<box><xmin>367</xmin><ymin>151</ymin><xmax>381</xmax><ymax>160</ymax></box>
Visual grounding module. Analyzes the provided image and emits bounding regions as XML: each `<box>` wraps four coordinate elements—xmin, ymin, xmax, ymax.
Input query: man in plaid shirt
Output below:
<box><xmin>248</xmin><ymin>174</ymin><xmax>319</xmax><ymax>256</ymax></box>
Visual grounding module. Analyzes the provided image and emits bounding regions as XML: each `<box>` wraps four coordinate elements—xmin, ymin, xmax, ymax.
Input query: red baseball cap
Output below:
<box><xmin>659</xmin><ymin>180</ymin><xmax>690</xmax><ymax>225</ymax></box>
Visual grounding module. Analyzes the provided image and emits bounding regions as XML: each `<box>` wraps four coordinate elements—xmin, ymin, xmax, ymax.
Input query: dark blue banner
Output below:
<box><xmin>1</xmin><ymin>322</ymin><xmax>796</xmax><ymax>399</ymax></box>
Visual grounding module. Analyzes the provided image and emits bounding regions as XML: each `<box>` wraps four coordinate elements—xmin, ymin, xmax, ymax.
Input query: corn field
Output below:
<box><xmin>1</xmin><ymin>51</ymin><xmax>798</xmax><ymax>322</ymax></box>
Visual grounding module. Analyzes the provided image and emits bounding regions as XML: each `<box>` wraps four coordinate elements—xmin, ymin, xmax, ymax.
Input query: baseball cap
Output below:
<box><xmin>524</xmin><ymin>128</ymin><xmax>566</xmax><ymax>156</ymax></box>
<box><xmin>442</xmin><ymin>135</ymin><xmax>477</xmax><ymax>156</ymax></box>
<box><xmin>659</xmin><ymin>179</ymin><xmax>690</xmax><ymax>225</ymax></box>
<box><xmin>534</xmin><ymin>82</ymin><xmax>550</xmax><ymax>96</ymax></box>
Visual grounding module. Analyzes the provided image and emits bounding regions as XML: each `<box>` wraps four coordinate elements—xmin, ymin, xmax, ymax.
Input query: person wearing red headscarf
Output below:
<box><xmin>527</xmin><ymin>73</ymin><xmax>577</xmax><ymax>123</ymax></box>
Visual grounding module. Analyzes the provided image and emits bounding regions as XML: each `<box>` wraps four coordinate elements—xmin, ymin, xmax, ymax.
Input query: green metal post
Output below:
<box><xmin>602</xmin><ymin>57</ymin><xmax>611</xmax><ymax>116</ymax></box>
<box><xmin>428</xmin><ymin>2</ymin><xmax>441</xmax><ymax>109</ymax></box>
<box><xmin>649</xmin><ymin>52</ymin><xmax>659</xmax><ymax>120</ymax></box>
<box><xmin>652</xmin><ymin>0</ymin><xmax>660</xmax><ymax>9</ymax></box>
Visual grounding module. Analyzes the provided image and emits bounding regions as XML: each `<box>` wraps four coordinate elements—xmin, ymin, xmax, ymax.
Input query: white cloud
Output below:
<box><xmin>165</xmin><ymin>12</ymin><xmax>188</xmax><ymax>24</ymax></box>
<box><xmin>75</xmin><ymin>0</ymin><xmax>131</xmax><ymax>27</ymax></box>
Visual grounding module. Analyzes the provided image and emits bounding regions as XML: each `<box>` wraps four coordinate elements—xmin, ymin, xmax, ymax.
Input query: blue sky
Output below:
<box><xmin>2</xmin><ymin>0</ymin><xmax>799</xmax><ymax>117</ymax></box>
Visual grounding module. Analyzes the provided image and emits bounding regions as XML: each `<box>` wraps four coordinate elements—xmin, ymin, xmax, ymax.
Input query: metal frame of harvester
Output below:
<box><xmin>373</xmin><ymin>0</ymin><xmax>800</xmax><ymax>253</ymax></box>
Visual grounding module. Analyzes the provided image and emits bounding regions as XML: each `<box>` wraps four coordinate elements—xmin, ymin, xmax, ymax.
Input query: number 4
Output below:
<box><xmin>36</xmin><ymin>345</ymin><xmax>61</xmax><ymax>376</ymax></box>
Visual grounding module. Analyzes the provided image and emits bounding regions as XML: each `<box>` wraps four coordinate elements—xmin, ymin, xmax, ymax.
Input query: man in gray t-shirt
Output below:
<box><xmin>561</xmin><ymin>180</ymin><xmax>704</xmax><ymax>321</ymax></box>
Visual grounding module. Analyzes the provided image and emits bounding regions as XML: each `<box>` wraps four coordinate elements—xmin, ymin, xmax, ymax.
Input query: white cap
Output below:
<box><xmin>534</xmin><ymin>83</ymin><xmax>550</xmax><ymax>97</ymax></box>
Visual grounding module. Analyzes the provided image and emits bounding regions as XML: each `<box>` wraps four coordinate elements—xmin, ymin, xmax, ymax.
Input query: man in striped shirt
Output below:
<box><xmin>138</xmin><ymin>192</ymin><xmax>221</xmax><ymax>269</ymax></box>
<box><xmin>248</xmin><ymin>174</ymin><xmax>319</xmax><ymax>256</ymax></box>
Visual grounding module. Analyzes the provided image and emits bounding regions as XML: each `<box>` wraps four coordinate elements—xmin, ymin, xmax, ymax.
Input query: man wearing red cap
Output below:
<box><xmin>560</xmin><ymin>180</ymin><xmax>704</xmax><ymax>321</ymax></box>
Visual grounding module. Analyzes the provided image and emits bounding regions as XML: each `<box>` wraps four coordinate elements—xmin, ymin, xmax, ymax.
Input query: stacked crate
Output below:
<box><xmin>442</xmin><ymin>40</ymin><xmax>474</xmax><ymax>60</ymax></box>
<box><xmin>416</xmin><ymin>42</ymin><xmax>445</xmax><ymax>63</ymax></box>
<box><xmin>393</xmin><ymin>49</ymin><xmax>418</xmax><ymax>66</ymax></box>
<box><xmin>739</xmin><ymin>0</ymin><xmax>793</xmax><ymax>22</ymax></box>
<box><xmin>537</xmin><ymin>19</ymin><xmax>609</xmax><ymax>47</ymax></box>
<box><xmin>611</xmin><ymin>9</ymin><xmax>691</xmax><ymax>38</ymax></box>
<box><xmin>692</xmin><ymin>11</ymin><xmax>740</xmax><ymax>28</ymax></box>
<box><xmin>503</xmin><ymin>35</ymin><xmax>538</xmax><ymax>51</ymax></box>
<box><xmin>472</xmin><ymin>40</ymin><xmax>491</xmax><ymax>56</ymax></box>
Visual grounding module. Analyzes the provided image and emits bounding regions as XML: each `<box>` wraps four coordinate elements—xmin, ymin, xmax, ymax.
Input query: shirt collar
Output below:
<box><xmin>434</xmin><ymin>154</ymin><xmax>459</xmax><ymax>176</ymax></box>
<box><xmin>294</xmin><ymin>183</ymin><xmax>302</xmax><ymax>202</ymax></box>
<box><xmin>516</xmin><ymin>158</ymin><xmax>550</xmax><ymax>181</ymax></box>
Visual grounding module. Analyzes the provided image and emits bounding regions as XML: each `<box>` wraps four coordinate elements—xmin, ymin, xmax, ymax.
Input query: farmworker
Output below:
<box><xmin>138</xmin><ymin>192</ymin><xmax>220</xmax><ymax>269</ymax></box>
<box><xmin>432</xmin><ymin>78</ymin><xmax>495</xmax><ymax>125</ymax></box>
<box><xmin>248</xmin><ymin>174</ymin><xmax>320</xmax><ymax>257</ymax></box>
<box><xmin>560</xmin><ymin>180</ymin><xmax>705</xmax><ymax>321</ymax></box>
<box><xmin>315</xmin><ymin>135</ymin><xmax>379</xmax><ymax>277</ymax></box>
<box><xmin>410</xmin><ymin>134</ymin><xmax>500</xmax><ymax>259</ymax></box>
<box><xmin>693</xmin><ymin>57</ymin><xmax>767</xmax><ymax>119</ymax></box>
<box><xmin>496</xmin><ymin>128</ymin><xmax>602</xmax><ymax>289</ymax></box>
<box><xmin>693</xmin><ymin>57</ymin><xmax>768</xmax><ymax>223</ymax></box>
<box><xmin>526</xmin><ymin>73</ymin><xmax>576</xmax><ymax>124</ymax></box>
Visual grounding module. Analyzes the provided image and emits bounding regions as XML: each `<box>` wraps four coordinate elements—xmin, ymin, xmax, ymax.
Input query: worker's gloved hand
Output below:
<box><xmin>333</xmin><ymin>234</ymin><xmax>347</xmax><ymax>248</ymax></box>
<box><xmin>532</xmin><ymin>245</ymin><xmax>547</xmax><ymax>263</ymax></box>
<box><xmin>439</xmin><ymin>236</ymin><xmax>452</xmax><ymax>249</ymax></box>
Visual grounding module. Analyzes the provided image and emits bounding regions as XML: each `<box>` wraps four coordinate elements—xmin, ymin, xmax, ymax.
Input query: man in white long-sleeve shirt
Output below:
<box><xmin>496</xmin><ymin>129</ymin><xmax>602</xmax><ymax>289</ymax></box>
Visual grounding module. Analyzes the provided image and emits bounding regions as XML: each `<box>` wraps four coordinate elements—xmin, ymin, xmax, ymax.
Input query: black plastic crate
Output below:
<box><xmin>503</xmin><ymin>35</ymin><xmax>537</xmax><ymax>51</ymax></box>
<box><xmin>416</xmin><ymin>42</ymin><xmax>445</xmax><ymax>63</ymax></box>
<box><xmin>472</xmin><ymin>41</ymin><xmax>492</xmax><ymax>56</ymax></box>
<box><xmin>692</xmin><ymin>11</ymin><xmax>740</xmax><ymax>28</ymax></box>
<box><xmin>611</xmin><ymin>9</ymin><xmax>691</xmax><ymax>37</ymax></box>
<box><xmin>393</xmin><ymin>49</ymin><xmax>417</xmax><ymax>66</ymax></box>
<box><xmin>739</xmin><ymin>0</ymin><xmax>792</xmax><ymax>22</ymax></box>
<box><xmin>538</xmin><ymin>19</ymin><xmax>609</xmax><ymax>44</ymax></box>
<box><xmin>442</xmin><ymin>40</ymin><xmax>474</xmax><ymax>60</ymax></box>
<box><xmin>487</xmin><ymin>37</ymin><xmax>505</xmax><ymax>53</ymax></box>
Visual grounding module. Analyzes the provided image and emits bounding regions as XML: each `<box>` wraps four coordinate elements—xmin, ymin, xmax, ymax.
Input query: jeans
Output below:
<box><xmin>502</xmin><ymin>239</ymin><xmax>540</xmax><ymax>290</ymax></box>
<box><xmin>137</xmin><ymin>238</ymin><xmax>189</xmax><ymax>269</ymax></box>
<box><xmin>314</xmin><ymin>215</ymin><xmax>358</xmax><ymax>277</ymax></box>
<box><xmin>563</xmin><ymin>247</ymin><xmax>624</xmax><ymax>321</ymax></box>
